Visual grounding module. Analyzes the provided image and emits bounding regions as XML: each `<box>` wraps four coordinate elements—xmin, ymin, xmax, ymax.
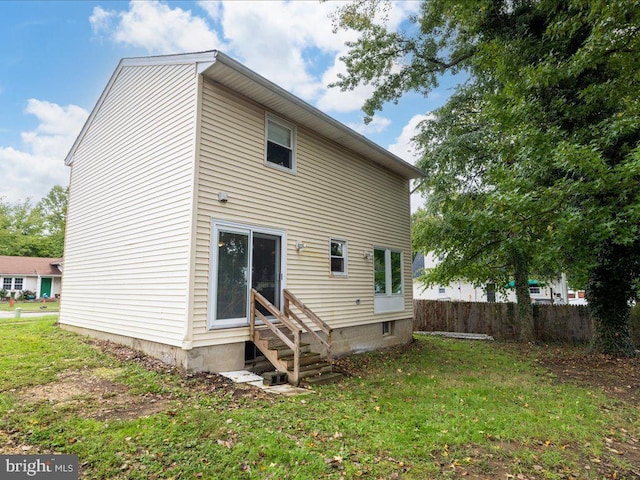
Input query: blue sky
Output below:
<box><xmin>0</xmin><ymin>1</ymin><xmax>461</xmax><ymax>207</ymax></box>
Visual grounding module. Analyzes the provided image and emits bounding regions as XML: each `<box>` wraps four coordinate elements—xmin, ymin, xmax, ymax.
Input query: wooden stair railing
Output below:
<box><xmin>250</xmin><ymin>288</ymin><xmax>334</xmax><ymax>385</ymax></box>
<box><xmin>283</xmin><ymin>289</ymin><xmax>333</xmax><ymax>366</ymax></box>
<box><xmin>251</xmin><ymin>289</ymin><xmax>301</xmax><ymax>383</ymax></box>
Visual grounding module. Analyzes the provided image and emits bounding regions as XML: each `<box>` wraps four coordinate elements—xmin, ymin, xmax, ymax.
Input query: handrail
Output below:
<box><xmin>284</xmin><ymin>289</ymin><xmax>332</xmax><ymax>335</ymax></box>
<box><xmin>251</xmin><ymin>288</ymin><xmax>301</xmax><ymax>382</ymax></box>
<box><xmin>283</xmin><ymin>289</ymin><xmax>333</xmax><ymax>365</ymax></box>
<box><xmin>251</xmin><ymin>290</ymin><xmax>299</xmax><ymax>347</ymax></box>
<box><xmin>250</xmin><ymin>288</ymin><xmax>333</xmax><ymax>383</ymax></box>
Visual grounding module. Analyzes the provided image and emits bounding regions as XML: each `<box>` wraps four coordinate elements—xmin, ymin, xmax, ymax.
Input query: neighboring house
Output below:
<box><xmin>0</xmin><ymin>256</ymin><xmax>62</xmax><ymax>299</ymax></box>
<box><xmin>60</xmin><ymin>51</ymin><xmax>423</xmax><ymax>384</ymax></box>
<box><xmin>412</xmin><ymin>252</ymin><xmax>570</xmax><ymax>304</ymax></box>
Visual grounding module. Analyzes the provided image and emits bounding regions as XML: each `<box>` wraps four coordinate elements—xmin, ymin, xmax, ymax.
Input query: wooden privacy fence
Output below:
<box><xmin>413</xmin><ymin>299</ymin><xmax>593</xmax><ymax>343</ymax></box>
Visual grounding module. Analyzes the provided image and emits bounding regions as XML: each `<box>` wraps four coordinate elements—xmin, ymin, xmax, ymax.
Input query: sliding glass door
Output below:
<box><xmin>215</xmin><ymin>230</ymin><xmax>250</xmax><ymax>321</ymax></box>
<box><xmin>211</xmin><ymin>222</ymin><xmax>284</xmax><ymax>327</ymax></box>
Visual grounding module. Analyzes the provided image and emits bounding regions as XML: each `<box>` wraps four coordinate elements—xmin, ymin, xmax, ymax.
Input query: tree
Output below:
<box><xmin>35</xmin><ymin>185</ymin><xmax>68</xmax><ymax>257</ymax></box>
<box><xmin>333</xmin><ymin>0</ymin><xmax>640</xmax><ymax>355</ymax></box>
<box><xmin>0</xmin><ymin>186</ymin><xmax>68</xmax><ymax>258</ymax></box>
<box><xmin>411</xmin><ymin>86</ymin><xmax>562</xmax><ymax>342</ymax></box>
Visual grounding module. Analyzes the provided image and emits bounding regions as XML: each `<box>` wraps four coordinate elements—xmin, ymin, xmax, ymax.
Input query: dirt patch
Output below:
<box><xmin>534</xmin><ymin>345</ymin><xmax>640</xmax><ymax>404</ymax></box>
<box><xmin>18</xmin><ymin>369</ymin><xmax>173</xmax><ymax>421</ymax></box>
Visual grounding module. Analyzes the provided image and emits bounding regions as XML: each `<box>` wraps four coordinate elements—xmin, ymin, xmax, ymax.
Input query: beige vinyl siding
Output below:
<box><xmin>60</xmin><ymin>63</ymin><xmax>198</xmax><ymax>346</ymax></box>
<box><xmin>190</xmin><ymin>80</ymin><xmax>412</xmax><ymax>346</ymax></box>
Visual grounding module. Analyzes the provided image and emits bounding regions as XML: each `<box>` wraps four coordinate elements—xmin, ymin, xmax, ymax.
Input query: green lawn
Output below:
<box><xmin>0</xmin><ymin>318</ymin><xmax>638</xmax><ymax>479</ymax></box>
<box><xmin>0</xmin><ymin>300</ymin><xmax>59</xmax><ymax>312</ymax></box>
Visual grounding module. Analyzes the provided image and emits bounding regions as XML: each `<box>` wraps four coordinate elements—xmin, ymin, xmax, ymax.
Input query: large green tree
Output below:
<box><xmin>411</xmin><ymin>86</ymin><xmax>563</xmax><ymax>341</ymax></box>
<box><xmin>333</xmin><ymin>0</ymin><xmax>640</xmax><ymax>355</ymax></box>
<box><xmin>0</xmin><ymin>185</ymin><xmax>68</xmax><ymax>258</ymax></box>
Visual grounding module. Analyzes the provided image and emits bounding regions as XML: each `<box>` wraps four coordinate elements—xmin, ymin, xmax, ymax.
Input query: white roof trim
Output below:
<box><xmin>65</xmin><ymin>50</ymin><xmax>424</xmax><ymax>180</ymax></box>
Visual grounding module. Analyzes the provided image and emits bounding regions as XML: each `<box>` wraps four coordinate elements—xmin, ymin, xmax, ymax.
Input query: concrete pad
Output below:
<box><xmin>416</xmin><ymin>331</ymin><xmax>495</xmax><ymax>341</ymax></box>
<box><xmin>261</xmin><ymin>384</ymin><xmax>314</xmax><ymax>396</ymax></box>
<box><xmin>221</xmin><ymin>370</ymin><xmax>314</xmax><ymax>396</ymax></box>
<box><xmin>219</xmin><ymin>370</ymin><xmax>264</xmax><ymax>383</ymax></box>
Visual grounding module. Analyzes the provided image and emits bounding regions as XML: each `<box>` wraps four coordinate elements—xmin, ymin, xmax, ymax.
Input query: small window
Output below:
<box><xmin>14</xmin><ymin>278</ymin><xmax>23</xmax><ymax>290</ymax></box>
<box><xmin>265</xmin><ymin>115</ymin><xmax>295</xmax><ymax>171</ymax></box>
<box><xmin>330</xmin><ymin>239</ymin><xmax>347</xmax><ymax>275</ymax></box>
<box><xmin>529</xmin><ymin>286</ymin><xmax>541</xmax><ymax>295</ymax></box>
<box><xmin>438</xmin><ymin>286</ymin><xmax>446</xmax><ymax>294</ymax></box>
<box><xmin>382</xmin><ymin>321</ymin><xmax>393</xmax><ymax>336</ymax></box>
<box><xmin>3</xmin><ymin>278</ymin><xmax>11</xmax><ymax>290</ymax></box>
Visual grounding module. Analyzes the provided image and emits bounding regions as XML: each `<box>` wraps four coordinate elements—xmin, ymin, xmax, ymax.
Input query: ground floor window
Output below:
<box><xmin>374</xmin><ymin>247</ymin><xmax>404</xmax><ymax>313</ymax></box>
<box><xmin>330</xmin><ymin>239</ymin><xmax>347</xmax><ymax>275</ymax></box>
<box><xmin>2</xmin><ymin>278</ymin><xmax>12</xmax><ymax>290</ymax></box>
<box><xmin>14</xmin><ymin>278</ymin><xmax>23</xmax><ymax>290</ymax></box>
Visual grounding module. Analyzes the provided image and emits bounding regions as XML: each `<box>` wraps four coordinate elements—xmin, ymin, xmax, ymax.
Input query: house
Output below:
<box><xmin>0</xmin><ymin>256</ymin><xmax>62</xmax><ymax>299</ymax></box>
<box><xmin>60</xmin><ymin>51</ymin><xmax>423</xmax><ymax>384</ymax></box>
<box><xmin>412</xmin><ymin>252</ymin><xmax>570</xmax><ymax>304</ymax></box>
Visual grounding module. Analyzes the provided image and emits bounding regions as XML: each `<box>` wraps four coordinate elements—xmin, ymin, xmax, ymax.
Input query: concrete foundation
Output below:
<box><xmin>60</xmin><ymin>324</ymin><xmax>245</xmax><ymax>372</ymax></box>
<box><xmin>61</xmin><ymin>318</ymin><xmax>413</xmax><ymax>373</ymax></box>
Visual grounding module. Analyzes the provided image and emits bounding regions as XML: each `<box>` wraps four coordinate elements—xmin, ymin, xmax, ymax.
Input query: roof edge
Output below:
<box><xmin>209</xmin><ymin>52</ymin><xmax>425</xmax><ymax>180</ymax></box>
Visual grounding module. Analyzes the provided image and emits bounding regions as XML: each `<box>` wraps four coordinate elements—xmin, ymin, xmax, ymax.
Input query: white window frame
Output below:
<box><xmin>330</xmin><ymin>238</ymin><xmax>348</xmax><ymax>276</ymax></box>
<box><xmin>373</xmin><ymin>247</ymin><xmax>404</xmax><ymax>314</ymax></box>
<box><xmin>265</xmin><ymin>114</ymin><xmax>296</xmax><ymax>174</ymax></box>
<box><xmin>529</xmin><ymin>285</ymin><xmax>541</xmax><ymax>295</ymax></box>
<box><xmin>2</xmin><ymin>277</ymin><xmax>12</xmax><ymax>290</ymax></box>
<box><xmin>382</xmin><ymin>321</ymin><xmax>393</xmax><ymax>336</ymax></box>
<box><xmin>208</xmin><ymin>220</ymin><xmax>287</xmax><ymax>329</ymax></box>
<box><xmin>14</xmin><ymin>278</ymin><xmax>23</xmax><ymax>290</ymax></box>
<box><xmin>438</xmin><ymin>286</ymin><xmax>446</xmax><ymax>294</ymax></box>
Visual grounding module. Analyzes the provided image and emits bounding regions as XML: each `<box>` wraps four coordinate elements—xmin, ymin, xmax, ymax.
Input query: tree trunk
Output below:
<box><xmin>513</xmin><ymin>250</ymin><xmax>535</xmax><ymax>343</ymax></box>
<box><xmin>586</xmin><ymin>242</ymin><xmax>637</xmax><ymax>357</ymax></box>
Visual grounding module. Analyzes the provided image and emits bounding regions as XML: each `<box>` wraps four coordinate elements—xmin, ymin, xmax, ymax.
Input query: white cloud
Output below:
<box><xmin>87</xmin><ymin>1</ymin><xmax>423</xmax><ymax>120</ymax></box>
<box><xmin>316</xmin><ymin>56</ymin><xmax>374</xmax><ymax>113</ymax></box>
<box><xmin>90</xmin><ymin>1</ymin><xmax>222</xmax><ymax>54</ymax></box>
<box><xmin>89</xmin><ymin>6</ymin><xmax>116</xmax><ymax>36</ymax></box>
<box><xmin>0</xmin><ymin>100</ymin><xmax>88</xmax><ymax>202</ymax></box>
<box><xmin>387</xmin><ymin>113</ymin><xmax>429</xmax><ymax>164</ymax></box>
<box><xmin>347</xmin><ymin>116</ymin><xmax>392</xmax><ymax>136</ymax></box>
<box><xmin>387</xmin><ymin>113</ymin><xmax>430</xmax><ymax>213</ymax></box>
<box><xmin>212</xmin><ymin>1</ymin><xmax>353</xmax><ymax>102</ymax></box>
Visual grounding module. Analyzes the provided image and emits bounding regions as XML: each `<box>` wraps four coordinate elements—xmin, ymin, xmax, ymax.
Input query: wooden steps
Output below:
<box><xmin>252</xmin><ymin>325</ymin><xmax>341</xmax><ymax>386</ymax></box>
<box><xmin>250</xmin><ymin>289</ymin><xmax>342</xmax><ymax>386</ymax></box>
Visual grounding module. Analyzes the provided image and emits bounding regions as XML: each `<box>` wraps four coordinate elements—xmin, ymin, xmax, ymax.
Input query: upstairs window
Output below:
<box><xmin>330</xmin><ymin>239</ymin><xmax>347</xmax><ymax>275</ymax></box>
<box><xmin>265</xmin><ymin>115</ymin><xmax>296</xmax><ymax>172</ymax></box>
